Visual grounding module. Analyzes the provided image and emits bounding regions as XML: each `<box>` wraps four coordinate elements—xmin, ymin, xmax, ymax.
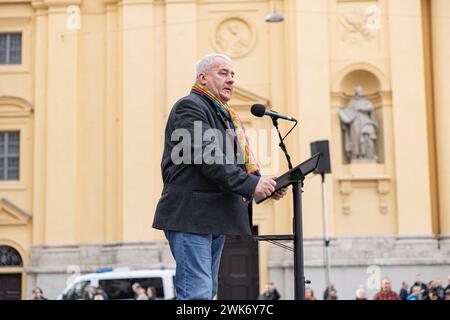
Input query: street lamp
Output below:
<box><xmin>265</xmin><ymin>10</ymin><xmax>284</xmax><ymax>23</ymax></box>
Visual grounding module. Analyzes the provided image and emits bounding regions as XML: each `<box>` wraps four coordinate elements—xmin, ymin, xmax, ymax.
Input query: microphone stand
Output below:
<box><xmin>270</xmin><ymin>116</ymin><xmax>306</xmax><ymax>300</ymax></box>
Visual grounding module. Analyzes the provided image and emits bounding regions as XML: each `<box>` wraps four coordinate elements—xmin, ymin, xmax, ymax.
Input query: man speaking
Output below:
<box><xmin>153</xmin><ymin>53</ymin><xmax>286</xmax><ymax>300</ymax></box>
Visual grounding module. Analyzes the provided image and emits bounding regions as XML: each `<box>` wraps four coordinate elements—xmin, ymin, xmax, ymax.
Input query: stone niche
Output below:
<box><xmin>338</xmin><ymin>69</ymin><xmax>384</xmax><ymax>165</ymax></box>
<box><xmin>331</xmin><ymin>65</ymin><xmax>396</xmax><ymax>235</ymax></box>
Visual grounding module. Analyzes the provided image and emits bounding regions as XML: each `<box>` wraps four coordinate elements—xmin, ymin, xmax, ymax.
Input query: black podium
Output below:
<box><xmin>253</xmin><ymin>152</ymin><xmax>321</xmax><ymax>300</ymax></box>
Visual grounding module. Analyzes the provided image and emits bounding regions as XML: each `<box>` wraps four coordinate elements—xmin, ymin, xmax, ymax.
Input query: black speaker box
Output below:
<box><xmin>310</xmin><ymin>140</ymin><xmax>331</xmax><ymax>174</ymax></box>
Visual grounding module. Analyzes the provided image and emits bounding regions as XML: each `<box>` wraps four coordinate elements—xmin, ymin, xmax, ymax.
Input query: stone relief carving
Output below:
<box><xmin>339</xmin><ymin>6</ymin><xmax>379</xmax><ymax>45</ymax></box>
<box><xmin>213</xmin><ymin>18</ymin><xmax>254</xmax><ymax>58</ymax></box>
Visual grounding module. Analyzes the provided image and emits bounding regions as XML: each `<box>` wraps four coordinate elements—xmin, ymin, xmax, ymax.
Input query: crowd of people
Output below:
<box><xmin>28</xmin><ymin>282</ymin><xmax>161</xmax><ymax>300</ymax></box>
<box><xmin>81</xmin><ymin>286</ymin><xmax>110</xmax><ymax>300</ymax></box>
<box><xmin>257</xmin><ymin>274</ymin><xmax>450</xmax><ymax>300</ymax></box>
<box><xmin>30</xmin><ymin>274</ymin><xmax>450</xmax><ymax>300</ymax></box>
<box><xmin>370</xmin><ymin>274</ymin><xmax>450</xmax><ymax>301</ymax></box>
<box><xmin>130</xmin><ymin>283</ymin><xmax>159</xmax><ymax>300</ymax></box>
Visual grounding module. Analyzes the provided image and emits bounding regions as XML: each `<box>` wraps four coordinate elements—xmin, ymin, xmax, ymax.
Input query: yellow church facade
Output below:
<box><xmin>0</xmin><ymin>0</ymin><xmax>449</xmax><ymax>299</ymax></box>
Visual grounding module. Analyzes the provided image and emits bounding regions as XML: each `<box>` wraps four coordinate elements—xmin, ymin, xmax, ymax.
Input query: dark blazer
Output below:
<box><xmin>152</xmin><ymin>92</ymin><xmax>260</xmax><ymax>235</ymax></box>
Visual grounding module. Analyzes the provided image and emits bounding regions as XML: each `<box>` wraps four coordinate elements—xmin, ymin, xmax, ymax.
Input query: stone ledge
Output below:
<box><xmin>27</xmin><ymin>241</ymin><xmax>175</xmax><ymax>273</ymax></box>
<box><xmin>269</xmin><ymin>236</ymin><xmax>450</xmax><ymax>267</ymax></box>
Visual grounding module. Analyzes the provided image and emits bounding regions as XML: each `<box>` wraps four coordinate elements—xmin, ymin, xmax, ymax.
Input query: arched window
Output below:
<box><xmin>0</xmin><ymin>246</ymin><xmax>23</xmax><ymax>267</ymax></box>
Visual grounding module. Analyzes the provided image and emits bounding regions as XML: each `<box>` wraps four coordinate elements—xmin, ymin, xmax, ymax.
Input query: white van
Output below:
<box><xmin>58</xmin><ymin>268</ymin><xmax>176</xmax><ymax>300</ymax></box>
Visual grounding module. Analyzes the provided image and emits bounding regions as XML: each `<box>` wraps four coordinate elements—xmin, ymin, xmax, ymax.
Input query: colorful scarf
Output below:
<box><xmin>191</xmin><ymin>83</ymin><xmax>261</xmax><ymax>176</ymax></box>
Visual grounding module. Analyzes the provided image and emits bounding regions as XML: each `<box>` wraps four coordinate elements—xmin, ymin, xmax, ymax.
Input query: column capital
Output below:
<box><xmin>104</xmin><ymin>0</ymin><xmax>119</xmax><ymax>5</ymax></box>
<box><xmin>165</xmin><ymin>0</ymin><xmax>197</xmax><ymax>3</ymax></box>
<box><xmin>31</xmin><ymin>1</ymin><xmax>47</xmax><ymax>10</ymax></box>
<box><xmin>32</xmin><ymin>0</ymin><xmax>82</xmax><ymax>11</ymax></box>
<box><xmin>44</xmin><ymin>0</ymin><xmax>82</xmax><ymax>8</ymax></box>
<box><xmin>118</xmin><ymin>0</ymin><xmax>154</xmax><ymax>6</ymax></box>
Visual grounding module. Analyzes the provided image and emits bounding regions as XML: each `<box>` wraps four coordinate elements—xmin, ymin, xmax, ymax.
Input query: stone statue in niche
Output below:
<box><xmin>339</xmin><ymin>85</ymin><xmax>379</xmax><ymax>162</ymax></box>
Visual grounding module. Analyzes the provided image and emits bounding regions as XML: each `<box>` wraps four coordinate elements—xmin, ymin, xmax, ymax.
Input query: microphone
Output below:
<box><xmin>250</xmin><ymin>104</ymin><xmax>297</xmax><ymax>122</ymax></box>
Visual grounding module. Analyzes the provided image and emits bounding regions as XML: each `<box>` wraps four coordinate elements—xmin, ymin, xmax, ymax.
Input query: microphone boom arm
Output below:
<box><xmin>271</xmin><ymin>116</ymin><xmax>296</xmax><ymax>170</ymax></box>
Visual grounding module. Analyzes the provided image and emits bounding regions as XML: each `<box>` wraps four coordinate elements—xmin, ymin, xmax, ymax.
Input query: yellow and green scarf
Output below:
<box><xmin>191</xmin><ymin>83</ymin><xmax>261</xmax><ymax>176</ymax></box>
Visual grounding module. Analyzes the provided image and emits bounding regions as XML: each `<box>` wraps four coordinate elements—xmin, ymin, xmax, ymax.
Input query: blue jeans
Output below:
<box><xmin>164</xmin><ymin>231</ymin><xmax>225</xmax><ymax>300</ymax></box>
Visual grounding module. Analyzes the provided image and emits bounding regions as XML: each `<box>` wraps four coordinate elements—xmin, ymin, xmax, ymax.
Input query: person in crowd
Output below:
<box><xmin>30</xmin><ymin>287</ymin><xmax>48</xmax><ymax>300</ymax></box>
<box><xmin>407</xmin><ymin>285</ymin><xmax>421</xmax><ymax>300</ymax></box>
<box><xmin>146</xmin><ymin>286</ymin><xmax>157</xmax><ymax>300</ymax></box>
<box><xmin>81</xmin><ymin>287</ymin><xmax>91</xmax><ymax>300</ymax></box>
<box><xmin>95</xmin><ymin>287</ymin><xmax>109</xmax><ymax>300</ymax></box>
<box><xmin>323</xmin><ymin>284</ymin><xmax>337</xmax><ymax>300</ymax></box>
<box><xmin>257</xmin><ymin>282</ymin><xmax>281</xmax><ymax>300</ymax></box>
<box><xmin>433</xmin><ymin>279</ymin><xmax>445</xmax><ymax>300</ymax></box>
<box><xmin>355</xmin><ymin>287</ymin><xmax>367</xmax><ymax>300</ymax></box>
<box><xmin>427</xmin><ymin>280</ymin><xmax>434</xmax><ymax>294</ymax></box>
<box><xmin>132</xmin><ymin>283</ymin><xmax>149</xmax><ymax>300</ymax></box>
<box><xmin>373</xmin><ymin>277</ymin><xmax>400</xmax><ymax>300</ymax></box>
<box><xmin>399</xmin><ymin>281</ymin><xmax>409</xmax><ymax>300</ymax></box>
<box><xmin>410</xmin><ymin>274</ymin><xmax>428</xmax><ymax>299</ymax></box>
<box><xmin>427</xmin><ymin>288</ymin><xmax>440</xmax><ymax>300</ymax></box>
<box><xmin>445</xmin><ymin>276</ymin><xmax>450</xmax><ymax>293</ymax></box>
<box><xmin>305</xmin><ymin>287</ymin><xmax>317</xmax><ymax>300</ymax></box>
<box><xmin>445</xmin><ymin>289</ymin><xmax>450</xmax><ymax>301</ymax></box>
<box><xmin>83</xmin><ymin>285</ymin><xmax>97</xmax><ymax>300</ymax></box>
<box><xmin>93</xmin><ymin>293</ymin><xmax>104</xmax><ymax>300</ymax></box>
<box><xmin>328</xmin><ymin>288</ymin><xmax>338</xmax><ymax>300</ymax></box>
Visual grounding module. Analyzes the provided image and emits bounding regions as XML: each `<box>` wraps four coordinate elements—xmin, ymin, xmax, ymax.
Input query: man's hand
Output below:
<box><xmin>254</xmin><ymin>176</ymin><xmax>277</xmax><ymax>198</ymax></box>
<box><xmin>271</xmin><ymin>187</ymin><xmax>288</xmax><ymax>200</ymax></box>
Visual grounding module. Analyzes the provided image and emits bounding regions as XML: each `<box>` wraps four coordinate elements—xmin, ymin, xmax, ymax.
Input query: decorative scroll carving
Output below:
<box><xmin>339</xmin><ymin>180</ymin><xmax>352</xmax><ymax>215</ymax></box>
<box><xmin>377</xmin><ymin>180</ymin><xmax>390</xmax><ymax>215</ymax></box>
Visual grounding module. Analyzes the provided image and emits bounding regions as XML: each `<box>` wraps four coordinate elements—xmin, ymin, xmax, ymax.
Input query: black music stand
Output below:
<box><xmin>254</xmin><ymin>152</ymin><xmax>321</xmax><ymax>300</ymax></box>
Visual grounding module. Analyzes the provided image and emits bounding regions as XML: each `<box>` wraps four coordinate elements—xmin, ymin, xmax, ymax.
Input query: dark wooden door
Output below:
<box><xmin>218</xmin><ymin>227</ymin><xmax>259</xmax><ymax>300</ymax></box>
<box><xmin>0</xmin><ymin>274</ymin><xmax>21</xmax><ymax>300</ymax></box>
